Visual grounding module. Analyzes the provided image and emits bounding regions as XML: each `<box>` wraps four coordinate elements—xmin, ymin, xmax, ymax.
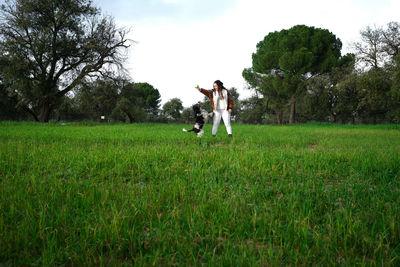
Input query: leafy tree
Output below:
<box><xmin>111</xmin><ymin>82</ymin><xmax>161</xmax><ymax>123</ymax></box>
<box><xmin>380</xmin><ymin>22</ymin><xmax>400</xmax><ymax>122</ymax></box>
<box><xmin>0</xmin><ymin>80</ymin><xmax>28</xmax><ymax>120</ymax></box>
<box><xmin>181</xmin><ymin>107</ymin><xmax>194</xmax><ymax>124</ymax></box>
<box><xmin>0</xmin><ymin>50</ymin><xmax>31</xmax><ymax>120</ymax></box>
<box><xmin>73</xmin><ymin>79</ymin><xmax>161</xmax><ymax>123</ymax></box>
<box><xmin>74</xmin><ymin>78</ymin><xmax>120</xmax><ymax>121</ymax></box>
<box><xmin>381</xmin><ymin>22</ymin><xmax>400</xmax><ymax>58</ymax></box>
<box><xmin>389</xmin><ymin>55</ymin><xmax>400</xmax><ymax>122</ymax></box>
<box><xmin>354</xmin><ymin>26</ymin><xmax>385</xmax><ymax>70</ymax></box>
<box><xmin>355</xmin><ymin>22</ymin><xmax>400</xmax><ymax>70</ymax></box>
<box><xmin>163</xmin><ymin>98</ymin><xmax>183</xmax><ymax>121</ymax></box>
<box><xmin>135</xmin><ymin>83</ymin><xmax>162</xmax><ymax>115</ymax></box>
<box><xmin>357</xmin><ymin>69</ymin><xmax>391</xmax><ymax>124</ymax></box>
<box><xmin>53</xmin><ymin>95</ymin><xmax>86</xmax><ymax>121</ymax></box>
<box><xmin>228</xmin><ymin>87</ymin><xmax>240</xmax><ymax>121</ymax></box>
<box><xmin>0</xmin><ymin>0</ymin><xmax>129</xmax><ymax>122</ymax></box>
<box><xmin>298</xmin><ymin>75</ymin><xmax>331</xmax><ymax>122</ymax></box>
<box><xmin>245</xmin><ymin>25</ymin><xmax>343</xmax><ymax>123</ymax></box>
<box><xmin>335</xmin><ymin>72</ymin><xmax>359</xmax><ymax>123</ymax></box>
<box><xmin>353</xmin><ymin>22</ymin><xmax>400</xmax><ymax>123</ymax></box>
<box><xmin>300</xmin><ymin>54</ymin><xmax>358</xmax><ymax>123</ymax></box>
<box><xmin>240</xmin><ymin>95</ymin><xmax>270</xmax><ymax>124</ymax></box>
<box><xmin>243</xmin><ymin>68</ymin><xmax>287</xmax><ymax>124</ymax></box>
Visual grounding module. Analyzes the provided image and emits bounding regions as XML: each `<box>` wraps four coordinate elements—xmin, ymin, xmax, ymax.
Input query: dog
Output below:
<box><xmin>182</xmin><ymin>103</ymin><xmax>213</xmax><ymax>138</ymax></box>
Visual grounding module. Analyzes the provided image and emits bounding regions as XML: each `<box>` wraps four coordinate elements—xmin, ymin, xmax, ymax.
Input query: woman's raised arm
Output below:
<box><xmin>195</xmin><ymin>85</ymin><xmax>213</xmax><ymax>99</ymax></box>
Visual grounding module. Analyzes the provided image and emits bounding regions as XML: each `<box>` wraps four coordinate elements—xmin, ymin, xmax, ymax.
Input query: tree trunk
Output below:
<box><xmin>276</xmin><ymin>109</ymin><xmax>283</xmax><ymax>125</ymax></box>
<box><xmin>127</xmin><ymin>113</ymin><xmax>134</xmax><ymax>123</ymax></box>
<box><xmin>22</xmin><ymin>105</ymin><xmax>39</xmax><ymax>122</ymax></box>
<box><xmin>39</xmin><ymin>102</ymin><xmax>52</xmax><ymax>122</ymax></box>
<box><xmin>331</xmin><ymin>113</ymin><xmax>337</xmax><ymax>123</ymax></box>
<box><xmin>123</xmin><ymin>109</ymin><xmax>134</xmax><ymax>123</ymax></box>
<box><xmin>289</xmin><ymin>95</ymin><xmax>296</xmax><ymax>124</ymax></box>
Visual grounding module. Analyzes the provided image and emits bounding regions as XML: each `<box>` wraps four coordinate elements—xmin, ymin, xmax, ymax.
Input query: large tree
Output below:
<box><xmin>353</xmin><ymin>22</ymin><xmax>400</xmax><ymax>123</ymax></box>
<box><xmin>243</xmin><ymin>68</ymin><xmax>287</xmax><ymax>124</ymax></box>
<box><xmin>74</xmin><ymin>78</ymin><xmax>120</xmax><ymax>121</ymax></box>
<box><xmin>354</xmin><ymin>26</ymin><xmax>385</xmax><ymax>70</ymax></box>
<box><xmin>0</xmin><ymin>0</ymin><xmax>130</xmax><ymax>122</ymax></box>
<box><xmin>244</xmin><ymin>25</ymin><xmax>342</xmax><ymax>123</ymax></box>
<box><xmin>121</xmin><ymin>83</ymin><xmax>161</xmax><ymax>114</ymax></box>
<box><xmin>239</xmin><ymin>95</ymin><xmax>270</xmax><ymax>124</ymax></box>
<box><xmin>357</xmin><ymin>68</ymin><xmax>391</xmax><ymax>124</ymax></box>
<box><xmin>163</xmin><ymin>98</ymin><xmax>183</xmax><ymax>121</ymax></box>
<box><xmin>381</xmin><ymin>22</ymin><xmax>400</xmax><ymax>58</ymax></box>
<box><xmin>115</xmin><ymin>82</ymin><xmax>161</xmax><ymax>123</ymax></box>
<box><xmin>355</xmin><ymin>22</ymin><xmax>400</xmax><ymax>70</ymax></box>
<box><xmin>299</xmin><ymin>54</ymin><xmax>358</xmax><ymax>123</ymax></box>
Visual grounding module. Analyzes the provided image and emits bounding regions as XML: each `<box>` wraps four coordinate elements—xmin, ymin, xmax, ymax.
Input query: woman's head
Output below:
<box><xmin>213</xmin><ymin>80</ymin><xmax>225</xmax><ymax>91</ymax></box>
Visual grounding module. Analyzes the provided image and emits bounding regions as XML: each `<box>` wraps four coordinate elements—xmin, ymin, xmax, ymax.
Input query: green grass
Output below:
<box><xmin>1</xmin><ymin>122</ymin><xmax>399</xmax><ymax>266</ymax></box>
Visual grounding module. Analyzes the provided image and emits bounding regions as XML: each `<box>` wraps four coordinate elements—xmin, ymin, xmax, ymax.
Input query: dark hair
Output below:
<box><xmin>213</xmin><ymin>80</ymin><xmax>226</xmax><ymax>99</ymax></box>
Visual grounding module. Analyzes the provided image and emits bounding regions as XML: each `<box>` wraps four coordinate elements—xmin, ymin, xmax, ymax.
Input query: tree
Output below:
<box><xmin>381</xmin><ymin>22</ymin><xmax>400</xmax><ymax>58</ymax></box>
<box><xmin>354</xmin><ymin>22</ymin><xmax>400</xmax><ymax>70</ymax></box>
<box><xmin>122</xmin><ymin>83</ymin><xmax>161</xmax><ymax>113</ymax></box>
<box><xmin>53</xmin><ymin>95</ymin><xmax>86</xmax><ymax>122</ymax></box>
<box><xmin>389</xmin><ymin>55</ymin><xmax>400</xmax><ymax>122</ymax></box>
<box><xmin>112</xmin><ymin>82</ymin><xmax>161</xmax><ymax>123</ymax></box>
<box><xmin>181</xmin><ymin>107</ymin><xmax>194</xmax><ymax>124</ymax></box>
<box><xmin>245</xmin><ymin>25</ymin><xmax>343</xmax><ymax>123</ymax></box>
<box><xmin>354</xmin><ymin>26</ymin><xmax>385</xmax><ymax>70</ymax></box>
<box><xmin>240</xmin><ymin>95</ymin><xmax>270</xmax><ymax>124</ymax></box>
<box><xmin>299</xmin><ymin>54</ymin><xmax>358</xmax><ymax>123</ymax></box>
<box><xmin>334</xmin><ymin>72</ymin><xmax>359</xmax><ymax>124</ymax></box>
<box><xmin>243</xmin><ymin>68</ymin><xmax>287</xmax><ymax>124</ymax></box>
<box><xmin>113</xmin><ymin>97</ymin><xmax>143</xmax><ymax>123</ymax></box>
<box><xmin>72</xmin><ymin>78</ymin><xmax>120</xmax><ymax>121</ymax></box>
<box><xmin>228</xmin><ymin>87</ymin><xmax>240</xmax><ymax>121</ymax></box>
<box><xmin>353</xmin><ymin>22</ymin><xmax>399</xmax><ymax>123</ymax></box>
<box><xmin>357</xmin><ymin>68</ymin><xmax>391</xmax><ymax>124</ymax></box>
<box><xmin>163</xmin><ymin>98</ymin><xmax>183</xmax><ymax>121</ymax></box>
<box><xmin>90</xmin><ymin>79</ymin><xmax>120</xmax><ymax>120</ymax></box>
<box><xmin>0</xmin><ymin>0</ymin><xmax>130</xmax><ymax>122</ymax></box>
<box><xmin>0</xmin><ymin>79</ymin><xmax>28</xmax><ymax>120</ymax></box>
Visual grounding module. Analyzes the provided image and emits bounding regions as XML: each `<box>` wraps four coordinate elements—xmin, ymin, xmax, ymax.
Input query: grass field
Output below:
<box><xmin>1</xmin><ymin>121</ymin><xmax>399</xmax><ymax>266</ymax></box>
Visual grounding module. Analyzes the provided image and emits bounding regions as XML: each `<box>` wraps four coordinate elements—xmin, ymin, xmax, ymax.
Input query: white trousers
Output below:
<box><xmin>212</xmin><ymin>109</ymin><xmax>232</xmax><ymax>135</ymax></box>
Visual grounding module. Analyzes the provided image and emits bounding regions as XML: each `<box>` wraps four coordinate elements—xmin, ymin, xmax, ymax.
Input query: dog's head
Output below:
<box><xmin>192</xmin><ymin>103</ymin><xmax>201</xmax><ymax>114</ymax></box>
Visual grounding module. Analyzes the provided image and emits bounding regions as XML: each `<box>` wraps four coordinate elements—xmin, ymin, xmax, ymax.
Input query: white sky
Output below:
<box><xmin>54</xmin><ymin>1</ymin><xmax>400</xmax><ymax>107</ymax></box>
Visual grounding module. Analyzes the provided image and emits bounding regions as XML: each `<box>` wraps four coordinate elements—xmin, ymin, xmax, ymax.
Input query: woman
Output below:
<box><xmin>196</xmin><ymin>80</ymin><xmax>234</xmax><ymax>137</ymax></box>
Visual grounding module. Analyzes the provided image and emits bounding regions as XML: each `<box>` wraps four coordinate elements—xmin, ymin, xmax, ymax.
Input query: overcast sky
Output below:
<box><xmin>5</xmin><ymin>0</ymin><xmax>399</xmax><ymax>107</ymax></box>
<box><xmin>95</xmin><ymin>0</ymin><xmax>399</xmax><ymax>107</ymax></box>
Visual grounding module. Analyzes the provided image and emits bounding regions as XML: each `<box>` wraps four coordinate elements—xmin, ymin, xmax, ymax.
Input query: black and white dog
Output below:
<box><xmin>182</xmin><ymin>103</ymin><xmax>213</xmax><ymax>138</ymax></box>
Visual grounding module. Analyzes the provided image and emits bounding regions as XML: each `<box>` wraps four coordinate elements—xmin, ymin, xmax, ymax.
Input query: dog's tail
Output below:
<box><xmin>182</xmin><ymin>128</ymin><xmax>188</xmax><ymax>132</ymax></box>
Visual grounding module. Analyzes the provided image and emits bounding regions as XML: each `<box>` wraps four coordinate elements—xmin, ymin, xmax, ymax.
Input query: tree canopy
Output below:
<box><xmin>244</xmin><ymin>25</ymin><xmax>343</xmax><ymax>123</ymax></box>
<box><xmin>163</xmin><ymin>98</ymin><xmax>183</xmax><ymax>121</ymax></box>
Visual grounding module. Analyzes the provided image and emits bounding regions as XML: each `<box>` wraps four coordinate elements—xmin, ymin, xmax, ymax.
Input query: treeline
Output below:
<box><xmin>0</xmin><ymin>0</ymin><xmax>399</xmax><ymax>124</ymax></box>
<box><xmin>242</xmin><ymin>23</ymin><xmax>400</xmax><ymax>124</ymax></box>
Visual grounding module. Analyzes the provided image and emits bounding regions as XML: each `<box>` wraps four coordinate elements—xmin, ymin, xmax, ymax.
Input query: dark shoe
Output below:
<box><xmin>228</xmin><ymin>134</ymin><xmax>232</xmax><ymax>138</ymax></box>
<box><xmin>212</xmin><ymin>135</ymin><xmax>216</xmax><ymax>137</ymax></box>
